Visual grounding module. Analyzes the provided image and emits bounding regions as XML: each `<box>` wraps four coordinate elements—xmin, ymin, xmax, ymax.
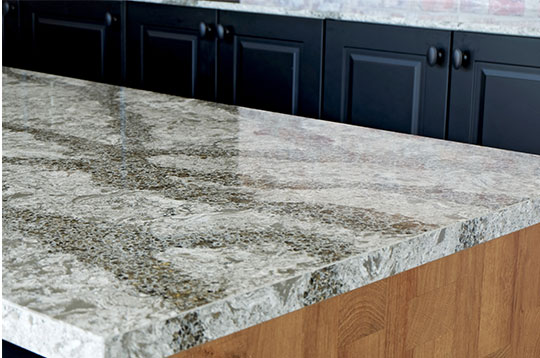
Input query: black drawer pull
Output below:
<box><xmin>105</xmin><ymin>12</ymin><xmax>118</xmax><ymax>27</ymax></box>
<box><xmin>452</xmin><ymin>48</ymin><xmax>470</xmax><ymax>69</ymax></box>
<box><xmin>217</xmin><ymin>24</ymin><xmax>233</xmax><ymax>41</ymax></box>
<box><xmin>427</xmin><ymin>46</ymin><xmax>444</xmax><ymax>66</ymax></box>
<box><xmin>199</xmin><ymin>22</ymin><xmax>215</xmax><ymax>39</ymax></box>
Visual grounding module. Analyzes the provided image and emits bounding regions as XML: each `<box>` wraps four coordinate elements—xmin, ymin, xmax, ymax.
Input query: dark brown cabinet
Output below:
<box><xmin>447</xmin><ymin>32</ymin><xmax>540</xmax><ymax>155</ymax></box>
<box><xmin>217</xmin><ymin>11</ymin><xmax>323</xmax><ymax>118</ymax></box>
<box><xmin>126</xmin><ymin>3</ymin><xmax>217</xmax><ymax>100</ymax></box>
<box><xmin>19</xmin><ymin>1</ymin><xmax>123</xmax><ymax>84</ymax></box>
<box><xmin>323</xmin><ymin>20</ymin><xmax>451</xmax><ymax>138</ymax></box>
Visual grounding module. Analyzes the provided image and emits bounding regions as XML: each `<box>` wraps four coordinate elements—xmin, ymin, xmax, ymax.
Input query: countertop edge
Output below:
<box><xmin>103</xmin><ymin>198</ymin><xmax>540</xmax><ymax>357</ymax></box>
<box><xmin>129</xmin><ymin>0</ymin><xmax>540</xmax><ymax>38</ymax></box>
<box><xmin>5</xmin><ymin>199</ymin><xmax>540</xmax><ymax>358</ymax></box>
<box><xmin>2</xmin><ymin>300</ymin><xmax>106</xmax><ymax>358</ymax></box>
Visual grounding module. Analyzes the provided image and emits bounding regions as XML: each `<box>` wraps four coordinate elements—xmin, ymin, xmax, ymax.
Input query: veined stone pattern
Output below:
<box><xmin>3</xmin><ymin>68</ymin><xmax>540</xmax><ymax>358</ymax></box>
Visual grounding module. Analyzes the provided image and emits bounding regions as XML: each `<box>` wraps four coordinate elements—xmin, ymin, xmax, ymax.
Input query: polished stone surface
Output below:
<box><xmin>3</xmin><ymin>68</ymin><xmax>540</xmax><ymax>358</ymax></box>
<box><xmin>130</xmin><ymin>0</ymin><xmax>540</xmax><ymax>37</ymax></box>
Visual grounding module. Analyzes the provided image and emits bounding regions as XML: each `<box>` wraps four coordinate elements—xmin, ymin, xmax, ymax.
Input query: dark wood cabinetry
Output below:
<box><xmin>19</xmin><ymin>1</ymin><xmax>123</xmax><ymax>83</ymax></box>
<box><xmin>126</xmin><ymin>3</ymin><xmax>217</xmax><ymax>100</ymax></box>
<box><xmin>217</xmin><ymin>11</ymin><xmax>323</xmax><ymax>118</ymax></box>
<box><xmin>448</xmin><ymin>33</ymin><xmax>540</xmax><ymax>155</ymax></box>
<box><xmin>2</xmin><ymin>0</ymin><xmax>20</xmax><ymax>67</ymax></box>
<box><xmin>323</xmin><ymin>20</ymin><xmax>451</xmax><ymax>138</ymax></box>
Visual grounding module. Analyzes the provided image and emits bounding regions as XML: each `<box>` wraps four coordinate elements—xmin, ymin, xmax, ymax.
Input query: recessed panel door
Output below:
<box><xmin>448</xmin><ymin>32</ymin><xmax>540</xmax><ymax>155</ymax></box>
<box><xmin>126</xmin><ymin>3</ymin><xmax>216</xmax><ymax>100</ymax></box>
<box><xmin>218</xmin><ymin>11</ymin><xmax>323</xmax><ymax>118</ymax></box>
<box><xmin>20</xmin><ymin>1</ymin><xmax>123</xmax><ymax>84</ymax></box>
<box><xmin>323</xmin><ymin>20</ymin><xmax>451</xmax><ymax>138</ymax></box>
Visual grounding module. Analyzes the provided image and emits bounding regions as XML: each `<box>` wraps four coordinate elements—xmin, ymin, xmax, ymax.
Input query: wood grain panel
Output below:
<box><xmin>511</xmin><ymin>223</ymin><xmax>540</xmax><ymax>358</ymax></box>
<box><xmin>247</xmin><ymin>305</ymin><xmax>305</xmax><ymax>358</ymax></box>
<box><xmin>383</xmin><ymin>269</ymin><xmax>416</xmax><ymax>358</ymax></box>
<box><xmin>412</xmin><ymin>331</ymin><xmax>453</xmax><ymax>358</ymax></box>
<box><xmin>478</xmin><ymin>234</ymin><xmax>518</xmax><ymax>357</ymax></box>
<box><xmin>453</xmin><ymin>237</ymin><xmax>486</xmax><ymax>356</ymax></box>
<box><xmin>338</xmin><ymin>280</ymin><xmax>387</xmax><ymax>347</ymax></box>
<box><xmin>405</xmin><ymin>282</ymin><xmax>456</xmax><ymax>350</ymax></box>
<box><xmin>171</xmin><ymin>223</ymin><xmax>540</xmax><ymax>358</ymax></box>
<box><xmin>178</xmin><ymin>330</ymin><xmax>248</xmax><ymax>358</ymax></box>
<box><xmin>339</xmin><ymin>329</ymin><xmax>385</xmax><ymax>358</ymax></box>
<box><xmin>303</xmin><ymin>298</ymin><xmax>338</xmax><ymax>358</ymax></box>
<box><xmin>415</xmin><ymin>249</ymin><xmax>460</xmax><ymax>295</ymax></box>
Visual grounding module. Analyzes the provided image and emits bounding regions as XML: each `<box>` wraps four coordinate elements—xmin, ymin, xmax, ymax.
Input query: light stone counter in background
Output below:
<box><xmin>130</xmin><ymin>0</ymin><xmax>540</xmax><ymax>37</ymax></box>
<box><xmin>3</xmin><ymin>67</ymin><xmax>540</xmax><ymax>358</ymax></box>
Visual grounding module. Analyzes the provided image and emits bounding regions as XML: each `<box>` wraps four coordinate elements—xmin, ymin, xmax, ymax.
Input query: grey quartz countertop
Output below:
<box><xmin>3</xmin><ymin>67</ymin><xmax>540</xmax><ymax>358</ymax></box>
<box><xmin>129</xmin><ymin>0</ymin><xmax>540</xmax><ymax>37</ymax></box>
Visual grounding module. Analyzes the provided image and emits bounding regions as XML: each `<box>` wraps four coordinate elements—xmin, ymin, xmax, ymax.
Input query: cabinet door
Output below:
<box><xmin>2</xmin><ymin>0</ymin><xmax>20</xmax><ymax>67</ymax></box>
<box><xmin>323</xmin><ymin>20</ymin><xmax>451</xmax><ymax>138</ymax></box>
<box><xmin>448</xmin><ymin>32</ymin><xmax>540</xmax><ymax>155</ymax></box>
<box><xmin>20</xmin><ymin>1</ymin><xmax>123</xmax><ymax>84</ymax></box>
<box><xmin>217</xmin><ymin>11</ymin><xmax>323</xmax><ymax>118</ymax></box>
<box><xmin>126</xmin><ymin>3</ymin><xmax>216</xmax><ymax>100</ymax></box>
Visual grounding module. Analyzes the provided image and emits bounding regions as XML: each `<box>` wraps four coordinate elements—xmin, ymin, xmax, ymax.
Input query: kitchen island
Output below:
<box><xmin>2</xmin><ymin>67</ymin><xmax>540</xmax><ymax>358</ymax></box>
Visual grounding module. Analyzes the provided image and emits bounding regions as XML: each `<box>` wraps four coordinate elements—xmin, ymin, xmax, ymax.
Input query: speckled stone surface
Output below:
<box><xmin>129</xmin><ymin>0</ymin><xmax>540</xmax><ymax>37</ymax></box>
<box><xmin>3</xmin><ymin>67</ymin><xmax>540</xmax><ymax>358</ymax></box>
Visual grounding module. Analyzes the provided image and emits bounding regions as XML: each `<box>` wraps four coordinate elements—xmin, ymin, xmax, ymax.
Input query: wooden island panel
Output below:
<box><xmin>172</xmin><ymin>223</ymin><xmax>540</xmax><ymax>358</ymax></box>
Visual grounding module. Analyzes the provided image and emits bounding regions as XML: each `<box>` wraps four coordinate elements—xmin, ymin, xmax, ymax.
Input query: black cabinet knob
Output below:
<box><xmin>3</xmin><ymin>2</ymin><xmax>10</xmax><ymax>15</ymax></box>
<box><xmin>105</xmin><ymin>12</ymin><xmax>117</xmax><ymax>27</ymax></box>
<box><xmin>452</xmin><ymin>48</ymin><xmax>470</xmax><ymax>69</ymax></box>
<box><xmin>427</xmin><ymin>46</ymin><xmax>444</xmax><ymax>66</ymax></box>
<box><xmin>199</xmin><ymin>22</ymin><xmax>215</xmax><ymax>39</ymax></box>
<box><xmin>217</xmin><ymin>24</ymin><xmax>233</xmax><ymax>41</ymax></box>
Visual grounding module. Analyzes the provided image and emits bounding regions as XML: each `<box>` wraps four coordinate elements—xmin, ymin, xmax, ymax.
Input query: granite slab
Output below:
<box><xmin>129</xmin><ymin>0</ymin><xmax>540</xmax><ymax>37</ymax></box>
<box><xmin>3</xmin><ymin>67</ymin><xmax>540</xmax><ymax>358</ymax></box>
